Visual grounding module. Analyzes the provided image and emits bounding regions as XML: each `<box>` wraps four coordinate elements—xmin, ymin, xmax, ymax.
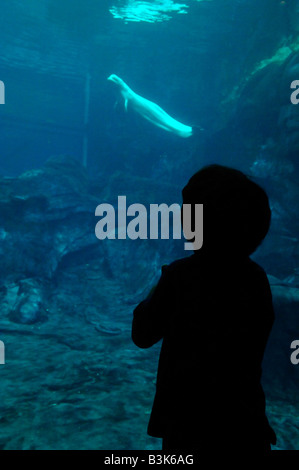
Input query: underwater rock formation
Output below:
<box><xmin>7</xmin><ymin>278</ymin><xmax>45</xmax><ymax>325</ymax></box>
<box><xmin>0</xmin><ymin>155</ymin><xmax>98</xmax><ymax>281</ymax></box>
<box><xmin>0</xmin><ymin>155</ymin><xmax>179</xmax><ymax>450</ymax></box>
<box><xmin>0</xmin><ymin>155</ymin><xmax>180</xmax><ymax>318</ymax></box>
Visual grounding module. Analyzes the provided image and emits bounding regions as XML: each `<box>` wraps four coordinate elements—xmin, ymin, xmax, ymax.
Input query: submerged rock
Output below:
<box><xmin>9</xmin><ymin>278</ymin><xmax>45</xmax><ymax>325</ymax></box>
<box><xmin>0</xmin><ymin>155</ymin><xmax>102</xmax><ymax>282</ymax></box>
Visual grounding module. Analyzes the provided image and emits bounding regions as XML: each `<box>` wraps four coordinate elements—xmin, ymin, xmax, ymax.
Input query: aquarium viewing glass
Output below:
<box><xmin>0</xmin><ymin>0</ymin><xmax>298</xmax><ymax>452</ymax></box>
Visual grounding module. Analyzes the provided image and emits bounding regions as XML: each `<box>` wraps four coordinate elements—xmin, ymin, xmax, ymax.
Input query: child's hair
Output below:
<box><xmin>182</xmin><ymin>164</ymin><xmax>271</xmax><ymax>256</ymax></box>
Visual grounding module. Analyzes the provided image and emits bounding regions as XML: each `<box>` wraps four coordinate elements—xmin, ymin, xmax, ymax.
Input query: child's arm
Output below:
<box><xmin>132</xmin><ymin>265</ymin><xmax>173</xmax><ymax>348</ymax></box>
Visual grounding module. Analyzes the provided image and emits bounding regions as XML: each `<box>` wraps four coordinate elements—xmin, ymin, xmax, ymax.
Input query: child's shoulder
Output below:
<box><xmin>163</xmin><ymin>255</ymin><xmax>268</xmax><ymax>283</ymax></box>
<box><xmin>246</xmin><ymin>258</ymin><xmax>267</xmax><ymax>276</ymax></box>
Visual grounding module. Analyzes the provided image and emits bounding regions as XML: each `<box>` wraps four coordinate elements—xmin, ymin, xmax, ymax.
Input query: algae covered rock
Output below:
<box><xmin>8</xmin><ymin>278</ymin><xmax>45</xmax><ymax>325</ymax></box>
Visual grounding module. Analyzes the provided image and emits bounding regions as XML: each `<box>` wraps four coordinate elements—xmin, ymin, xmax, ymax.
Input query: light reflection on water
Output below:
<box><xmin>109</xmin><ymin>0</ymin><xmax>189</xmax><ymax>24</ymax></box>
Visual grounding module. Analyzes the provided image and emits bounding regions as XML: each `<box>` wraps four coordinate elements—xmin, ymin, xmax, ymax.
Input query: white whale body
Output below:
<box><xmin>108</xmin><ymin>74</ymin><xmax>192</xmax><ymax>138</ymax></box>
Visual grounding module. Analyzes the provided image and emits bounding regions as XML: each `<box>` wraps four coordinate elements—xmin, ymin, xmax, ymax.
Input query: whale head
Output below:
<box><xmin>107</xmin><ymin>74</ymin><xmax>129</xmax><ymax>92</ymax></box>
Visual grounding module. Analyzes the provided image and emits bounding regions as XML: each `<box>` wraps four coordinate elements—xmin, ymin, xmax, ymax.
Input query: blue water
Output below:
<box><xmin>0</xmin><ymin>0</ymin><xmax>298</xmax><ymax>450</ymax></box>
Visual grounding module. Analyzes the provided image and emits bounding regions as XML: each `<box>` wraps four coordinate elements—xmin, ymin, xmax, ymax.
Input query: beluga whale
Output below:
<box><xmin>107</xmin><ymin>74</ymin><xmax>193</xmax><ymax>138</ymax></box>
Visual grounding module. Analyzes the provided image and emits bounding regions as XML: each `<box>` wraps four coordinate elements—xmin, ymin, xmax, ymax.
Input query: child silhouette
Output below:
<box><xmin>132</xmin><ymin>164</ymin><xmax>276</xmax><ymax>454</ymax></box>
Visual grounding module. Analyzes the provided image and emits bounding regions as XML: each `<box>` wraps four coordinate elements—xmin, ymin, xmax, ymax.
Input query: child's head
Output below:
<box><xmin>182</xmin><ymin>164</ymin><xmax>271</xmax><ymax>257</ymax></box>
